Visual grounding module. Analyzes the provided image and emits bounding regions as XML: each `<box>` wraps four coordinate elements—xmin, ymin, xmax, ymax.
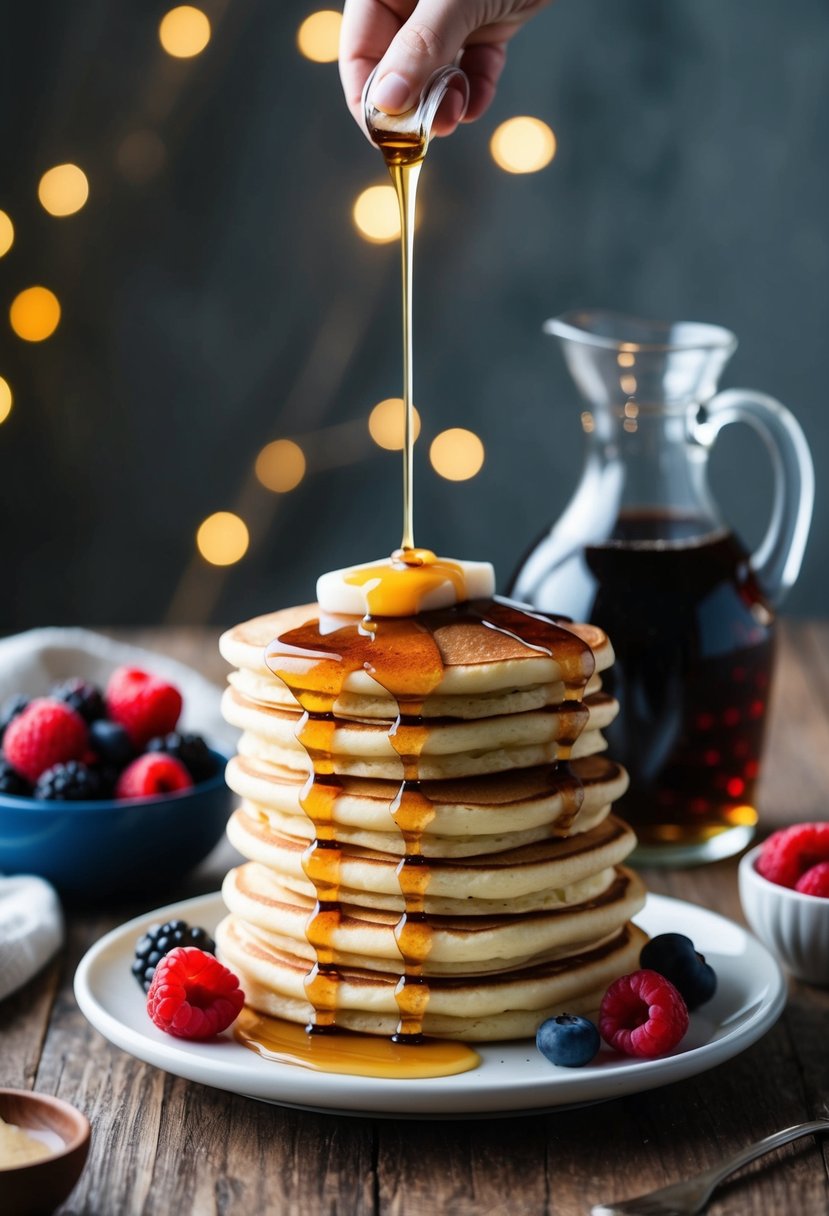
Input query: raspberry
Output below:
<box><xmin>132</xmin><ymin>919</ymin><xmax>217</xmax><ymax>992</ymax></box>
<box><xmin>115</xmin><ymin>753</ymin><xmax>193</xmax><ymax>799</ymax></box>
<box><xmin>599</xmin><ymin>969</ymin><xmax>689</xmax><ymax>1059</ymax></box>
<box><xmin>146</xmin><ymin>947</ymin><xmax>244</xmax><ymax>1039</ymax></box>
<box><xmin>146</xmin><ymin>732</ymin><xmax>216</xmax><ymax>783</ymax></box>
<box><xmin>106</xmin><ymin>667</ymin><xmax>183</xmax><ymax>748</ymax></box>
<box><xmin>0</xmin><ymin>757</ymin><xmax>32</xmax><ymax>796</ymax></box>
<box><xmin>757</xmin><ymin>823</ymin><xmax>829</xmax><ymax>889</ymax></box>
<box><xmin>795</xmin><ymin>862</ymin><xmax>829</xmax><ymax>898</ymax></box>
<box><xmin>35</xmin><ymin>760</ymin><xmax>102</xmax><ymax>801</ymax></box>
<box><xmin>2</xmin><ymin>699</ymin><xmax>89</xmax><ymax>783</ymax></box>
<box><xmin>50</xmin><ymin>678</ymin><xmax>106</xmax><ymax>724</ymax></box>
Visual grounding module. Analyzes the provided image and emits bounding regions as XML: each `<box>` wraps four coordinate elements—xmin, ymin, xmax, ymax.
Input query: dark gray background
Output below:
<box><xmin>0</xmin><ymin>0</ymin><xmax>826</xmax><ymax>629</ymax></box>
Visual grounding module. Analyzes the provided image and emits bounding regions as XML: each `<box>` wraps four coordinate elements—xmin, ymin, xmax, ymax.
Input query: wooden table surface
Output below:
<box><xmin>2</xmin><ymin>623</ymin><xmax>829</xmax><ymax>1216</ymax></box>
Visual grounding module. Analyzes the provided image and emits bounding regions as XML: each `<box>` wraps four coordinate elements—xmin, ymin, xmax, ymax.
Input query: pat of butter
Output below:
<box><xmin>317</xmin><ymin>550</ymin><xmax>496</xmax><ymax>617</ymax></box>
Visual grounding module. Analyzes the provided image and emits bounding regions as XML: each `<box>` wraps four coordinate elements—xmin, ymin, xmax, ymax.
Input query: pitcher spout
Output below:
<box><xmin>543</xmin><ymin>310</ymin><xmax>738</xmax><ymax>412</ymax></box>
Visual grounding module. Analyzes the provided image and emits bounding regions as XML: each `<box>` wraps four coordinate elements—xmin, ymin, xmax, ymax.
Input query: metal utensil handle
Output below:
<box><xmin>698</xmin><ymin>1117</ymin><xmax>829</xmax><ymax>1193</ymax></box>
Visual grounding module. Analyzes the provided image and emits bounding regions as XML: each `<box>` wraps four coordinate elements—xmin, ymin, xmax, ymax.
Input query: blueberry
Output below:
<box><xmin>90</xmin><ymin>719</ymin><xmax>134</xmax><ymax>767</ymax></box>
<box><xmin>536</xmin><ymin>1014</ymin><xmax>600</xmax><ymax>1067</ymax></box>
<box><xmin>640</xmin><ymin>933</ymin><xmax>717</xmax><ymax>1010</ymax></box>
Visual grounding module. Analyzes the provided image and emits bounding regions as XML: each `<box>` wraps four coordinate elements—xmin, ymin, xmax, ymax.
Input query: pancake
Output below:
<box><xmin>222</xmin><ymin>686</ymin><xmax>618</xmax><ymax>757</ymax></box>
<box><xmin>221</xmin><ymin>863</ymin><xmax>646</xmax><ymax>971</ymax></box>
<box><xmin>216</xmin><ymin>915</ymin><xmax>648</xmax><ymax>1041</ymax></box>
<box><xmin>226</xmin><ymin>812</ymin><xmax>636</xmax><ymax>915</ymax></box>
<box><xmin>230</xmin><ymin>798</ymin><xmax>614</xmax><ymax>857</ymax></box>
<box><xmin>225</xmin><ymin>753</ymin><xmax>630</xmax><ymax>839</ymax></box>
<box><xmin>227</xmin><ymin>665</ymin><xmax>605</xmax><ymax>721</ymax></box>
<box><xmin>236</xmin><ymin>726</ymin><xmax>607</xmax><ymax>781</ymax></box>
<box><xmin>219</xmin><ymin>603</ymin><xmax>614</xmax><ymax>699</ymax></box>
<box><xmin>218</xmin><ymin>596</ymin><xmax>641</xmax><ymax>1045</ymax></box>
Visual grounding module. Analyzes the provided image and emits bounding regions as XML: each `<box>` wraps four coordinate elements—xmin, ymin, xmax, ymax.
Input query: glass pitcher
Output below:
<box><xmin>510</xmin><ymin>310</ymin><xmax>814</xmax><ymax>865</ymax></box>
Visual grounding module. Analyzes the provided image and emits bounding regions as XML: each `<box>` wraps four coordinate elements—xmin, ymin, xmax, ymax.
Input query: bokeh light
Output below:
<box><xmin>297</xmin><ymin>10</ymin><xmax>341</xmax><ymax>62</ymax></box>
<box><xmin>10</xmin><ymin>287</ymin><xmax>61</xmax><ymax>342</ymax></box>
<box><xmin>368</xmin><ymin>398</ymin><xmax>422</xmax><ymax>450</ymax></box>
<box><xmin>159</xmin><ymin>6</ymin><xmax>211</xmax><ymax>58</ymax></box>
<box><xmin>0</xmin><ymin>211</ymin><xmax>13</xmax><ymax>257</ymax></box>
<box><xmin>429</xmin><ymin>428</ymin><xmax>485</xmax><ymax>481</ymax></box>
<box><xmin>353</xmin><ymin>184</ymin><xmax>400</xmax><ymax>243</ymax></box>
<box><xmin>0</xmin><ymin>377</ymin><xmax>11</xmax><ymax>425</ymax></box>
<box><xmin>37</xmin><ymin>164</ymin><xmax>89</xmax><ymax>217</ymax></box>
<box><xmin>196</xmin><ymin>511</ymin><xmax>249</xmax><ymax>566</ymax></box>
<box><xmin>490</xmin><ymin>117</ymin><xmax>556</xmax><ymax>174</ymax></box>
<box><xmin>255</xmin><ymin>439</ymin><xmax>307</xmax><ymax>492</ymax></box>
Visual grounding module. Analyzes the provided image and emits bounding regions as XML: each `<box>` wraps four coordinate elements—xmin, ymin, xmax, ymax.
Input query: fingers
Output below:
<box><xmin>429</xmin><ymin>82</ymin><xmax>468</xmax><ymax>138</ymax></box>
<box><xmin>366</xmin><ymin>0</ymin><xmax>475</xmax><ymax>115</ymax></box>
<box><xmin>457</xmin><ymin>41</ymin><xmax>508</xmax><ymax>124</ymax></box>
<box><xmin>340</xmin><ymin>1</ymin><xmax>412</xmax><ymax>131</ymax></box>
<box><xmin>339</xmin><ymin>0</ymin><xmax>551</xmax><ymax>136</ymax></box>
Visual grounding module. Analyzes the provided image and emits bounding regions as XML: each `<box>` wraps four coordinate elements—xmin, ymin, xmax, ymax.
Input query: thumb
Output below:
<box><xmin>369</xmin><ymin>1</ymin><xmax>475</xmax><ymax>114</ymax></box>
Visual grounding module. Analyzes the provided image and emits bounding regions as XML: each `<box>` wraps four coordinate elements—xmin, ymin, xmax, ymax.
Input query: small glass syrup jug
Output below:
<box><xmin>362</xmin><ymin>63</ymin><xmax>469</xmax><ymax>149</ymax></box>
<box><xmin>510</xmin><ymin>310</ymin><xmax>814</xmax><ymax>865</ymax></box>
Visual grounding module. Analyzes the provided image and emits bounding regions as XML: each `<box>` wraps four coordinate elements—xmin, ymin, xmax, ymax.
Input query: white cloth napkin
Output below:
<box><xmin>0</xmin><ymin>876</ymin><xmax>64</xmax><ymax>1002</ymax></box>
<box><xmin>0</xmin><ymin>626</ymin><xmax>239</xmax><ymax>1000</ymax></box>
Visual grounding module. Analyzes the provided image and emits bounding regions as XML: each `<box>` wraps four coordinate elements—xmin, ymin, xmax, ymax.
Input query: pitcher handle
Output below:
<box><xmin>694</xmin><ymin>389</ymin><xmax>814</xmax><ymax>605</ymax></box>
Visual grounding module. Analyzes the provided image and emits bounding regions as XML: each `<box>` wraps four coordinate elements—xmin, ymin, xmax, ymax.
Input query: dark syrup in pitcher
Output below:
<box><xmin>581</xmin><ymin>511</ymin><xmax>775</xmax><ymax>850</ymax></box>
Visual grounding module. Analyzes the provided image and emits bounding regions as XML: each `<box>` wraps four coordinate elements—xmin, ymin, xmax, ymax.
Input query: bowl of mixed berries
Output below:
<box><xmin>739</xmin><ymin>824</ymin><xmax>829</xmax><ymax>985</ymax></box>
<box><xmin>0</xmin><ymin>666</ymin><xmax>231</xmax><ymax>899</ymax></box>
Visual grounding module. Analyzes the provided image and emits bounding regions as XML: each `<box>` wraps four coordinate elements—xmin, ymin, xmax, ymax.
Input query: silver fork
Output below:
<box><xmin>590</xmin><ymin>1118</ymin><xmax>829</xmax><ymax>1216</ymax></box>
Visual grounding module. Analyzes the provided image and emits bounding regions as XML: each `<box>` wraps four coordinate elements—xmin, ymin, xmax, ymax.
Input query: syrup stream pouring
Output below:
<box><xmin>362</xmin><ymin>65</ymin><xmax>469</xmax><ymax>554</ymax></box>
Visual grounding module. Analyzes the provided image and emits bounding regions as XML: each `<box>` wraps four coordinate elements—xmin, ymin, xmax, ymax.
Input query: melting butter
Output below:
<box><xmin>316</xmin><ymin>549</ymin><xmax>495</xmax><ymax>617</ymax></box>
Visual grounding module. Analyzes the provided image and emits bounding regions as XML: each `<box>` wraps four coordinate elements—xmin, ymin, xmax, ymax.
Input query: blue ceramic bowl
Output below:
<box><xmin>0</xmin><ymin>749</ymin><xmax>232</xmax><ymax>899</ymax></box>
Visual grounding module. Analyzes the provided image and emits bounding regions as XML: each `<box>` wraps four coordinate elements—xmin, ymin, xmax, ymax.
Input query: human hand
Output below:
<box><xmin>340</xmin><ymin>0</ymin><xmax>553</xmax><ymax>138</ymax></box>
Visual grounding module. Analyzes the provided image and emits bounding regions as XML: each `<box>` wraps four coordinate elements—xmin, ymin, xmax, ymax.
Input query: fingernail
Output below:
<box><xmin>371</xmin><ymin>72</ymin><xmax>413</xmax><ymax>114</ymax></box>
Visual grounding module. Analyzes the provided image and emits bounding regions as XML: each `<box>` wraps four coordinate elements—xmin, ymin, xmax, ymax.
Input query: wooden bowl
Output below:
<box><xmin>0</xmin><ymin>1089</ymin><xmax>90</xmax><ymax>1216</ymax></box>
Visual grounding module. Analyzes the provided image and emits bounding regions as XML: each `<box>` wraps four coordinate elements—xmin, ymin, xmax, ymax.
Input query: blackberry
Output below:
<box><xmin>51</xmin><ymin>678</ymin><xmax>106</xmax><ymax>724</ymax></box>
<box><xmin>89</xmin><ymin>719</ymin><xmax>134</xmax><ymax>767</ymax></box>
<box><xmin>132</xmin><ymin>920</ymin><xmax>216</xmax><ymax>993</ymax></box>
<box><xmin>93</xmin><ymin>764</ymin><xmax>120</xmax><ymax>799</ymax></box>
<box><xmin>0</xmin><ymin>757</ymin><xmax>32</xmax><ymax>797</ymax></box>
<box><xmin>35</xmin><ymin>760</ymin><xmax>102</xmax><ymax>801</ymax></box>
<box><xmin>0</xmin><ymin>695</ymin><xmax>29</xmax><ymax>744</ymax></box>
<box><xmin>640</xmin><ymin>933</ymin><xmax>717</xmax><ymax>1010</ymax></box>
<box><xmin>146</xmin><ymin>732</ymin><xmax>216</xmax><ymax>783</ymax></box>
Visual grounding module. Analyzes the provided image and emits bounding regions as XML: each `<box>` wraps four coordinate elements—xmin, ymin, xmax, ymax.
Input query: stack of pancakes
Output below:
<box><xmin>216</xmin><ymin>602</ymin><xmax>646</xmax><ymax>1041</ymax></box>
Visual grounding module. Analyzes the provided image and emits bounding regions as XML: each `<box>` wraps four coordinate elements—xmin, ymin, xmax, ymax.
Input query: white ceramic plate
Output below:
<box><xmin>74</xmin><ymin>892</ymin><xmax>786</xmax><ymax>1118</ymax></box>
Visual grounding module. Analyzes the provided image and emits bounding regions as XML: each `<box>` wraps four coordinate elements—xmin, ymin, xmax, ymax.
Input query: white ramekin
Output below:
<box><xmin>739</xmin><ymin>843</ymin><xmax>829</xmax><ymax>985</ymax></box>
